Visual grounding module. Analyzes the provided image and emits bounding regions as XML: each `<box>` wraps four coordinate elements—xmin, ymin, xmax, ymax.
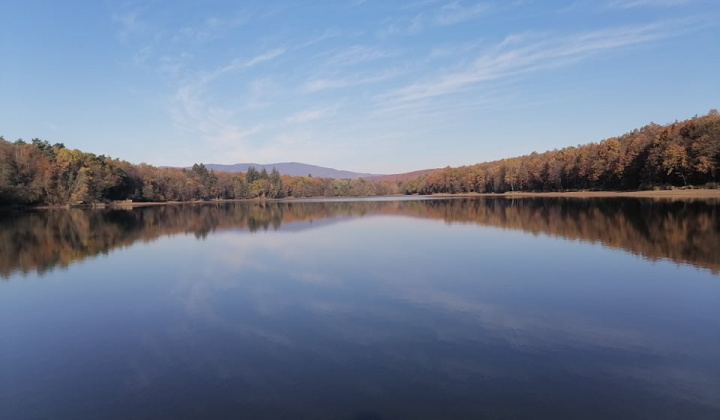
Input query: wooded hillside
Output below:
<box><xmin>1</xmin><ymin>110</ymin><xmax>718</xmax><ymax>205</ymax></box>
<box><xmin>404</xmin><ymin>110</ymin><xmax>720</xmax><ymax>194</ymax></box>
<box><xmin>0</xmin><ymin>141</ymin><xmax>397</xmax><ymax>205</ymax></box>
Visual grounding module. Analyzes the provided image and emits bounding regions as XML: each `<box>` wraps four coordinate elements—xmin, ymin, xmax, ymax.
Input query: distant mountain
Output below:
<box><xmin>203</xmin><ymin>162</ymin><xmax>382</xmax><ymax>179</ymax></box>
<box><xmin>367</xmin><ymin>168</ymin><xmax>439</xmax><ymax>182</ymax></box>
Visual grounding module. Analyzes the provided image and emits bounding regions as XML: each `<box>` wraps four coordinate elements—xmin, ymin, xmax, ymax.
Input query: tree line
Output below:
<box><xmin>1</xmin><ymin>110</ymin><xmax>718</xmax><ymax>205</ymax></box>
<box><xmin>0</xmin><ymin>139</ymin><xmax>398</xmax><ymax>206</ymax></box>
<box><xmin>402</xmin><ymin>110</ymin><xmax>720</xmax><ymax>194</ymax></box>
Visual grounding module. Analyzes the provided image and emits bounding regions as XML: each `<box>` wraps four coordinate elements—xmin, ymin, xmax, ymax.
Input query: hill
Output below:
<box><xmin>368</xmin><ymin>168</ymin><xmax>439</xmax><ymax>182</ymax></box>
<box><xmin>203</xmin><ymin>162</ymin><xmax>382</xmax><ymax>179</ymax></box>
<box><xmin>408</xmin><ymin>110</ymin><xmax>720</xmax><ymax>194</ymax></box>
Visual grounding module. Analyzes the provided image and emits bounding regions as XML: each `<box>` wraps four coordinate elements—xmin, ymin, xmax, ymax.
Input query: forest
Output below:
<box><xmin>1</xmin><ymin>110</ymin><xmax>718</xmax><ymax>206</ymax></box>
<box><xmin>405</xmin><ymin>110</ymin><xmax>720</xmax><ymax>194</ymax></box>
<box><xmin>0</xmin><ymin>142</ymin><xmax>396</xmax><ymax>206</ymax></box>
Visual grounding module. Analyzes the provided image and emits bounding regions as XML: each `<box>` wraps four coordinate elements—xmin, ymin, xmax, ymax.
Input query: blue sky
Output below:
<box><xmin>1</xmin><ymin>0</ymin><xmax>718</xmax><ymax>173</ymax></box>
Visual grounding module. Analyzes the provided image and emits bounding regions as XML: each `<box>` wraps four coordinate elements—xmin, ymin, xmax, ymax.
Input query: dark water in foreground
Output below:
<box><xmin>1</xmin><ymin>198</ymin><xmax>719</xmax><ymax>419</ymax></box>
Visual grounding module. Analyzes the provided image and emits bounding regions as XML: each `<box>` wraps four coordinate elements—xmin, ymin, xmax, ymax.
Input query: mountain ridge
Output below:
<box><xmin>198</xmin><ymin>162</ymin><xmax>384</xmax><ymax>179</ymax></box>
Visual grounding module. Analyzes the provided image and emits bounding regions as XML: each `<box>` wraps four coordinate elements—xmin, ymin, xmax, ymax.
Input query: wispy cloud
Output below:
<box><xmin>302</xmin><ymin>70</ymin><xmax>399</xmax><ymax>93</ymax></box>
<box><xmin>112</xmin><ymin>11</ymin><xmax>149</xmax><ymax>42</ymax></box>
<box><xmin>286</xmin><ymin>105</ymin><xmax>339</xmax><ymax>124</ymax></box>
<box><xmin>378</xmin><ymin>1</ymin><xmax>487</xmax><ymax>37</ymax></box>
<box><xmin>607</xmin><ymin>0</ymin><xmax>689</xmax><ymax>9</ymax></box>
<box><xmin>213</xmin><ymin>126</ymin><xmax>355</xmax><ymax>166</ymax></box>
<box><xmin>172</xmin><ymin>82</ymin><xmax>265</xmax><ymax>149</ymax></box>
<box><xmin>377</xmin><ymin>14</ymin><xmax>424</xmax><ymax>38</ymax></box>
<box><xmin>168</xmin><ymin>50</ymin><xmax>285</xmax><ymax>152</ymax></box>
<box><xmin>158</xmin><ymin>52</ymin><xmax>194</xmax><ymax>78</ymax></box>
<box><xmin>435</xmin><ymin>2</ymin><xmax>489</xmax><ymax>25</ymax></box>
<box><xmin>212</xmin><ymin>124</ymin><xmax>265</xmax><ymax>147</ymax></box>
<box><xmin>380</xmin><ymin>21</ymin><xmax>687</xmax><ymax>103</ymax></box>
<box><xmin>427</xmin><ymin>40</ymin><xmax>483</xmax><ymax>60</ymax></box>
<box><xmin>295</xmin><ymin>29</ymin><xmax>341</xmax><ymax>49</ymax></box>
<box><xmin>132</xmin><ymin>45</ymin><xmax>154</xmax><ymax>66</ymax></box>
<box><xmin>176</xmin><ymin>15</ymin><xmax>250</xmax><ymax>42</ymax></box>
<box><xmin>219</xmin><ymin>48</ymin><xmax>287</xmax><ymax>75</ymax></box>
<box><xmin>245</xmin><ymin>48</ymin><xmax>286</xmax><ymax>67</ymax></box>
<box><xmin>240</xmin><ymin>77</ymin><xmax>280</xmax><ymax>111</ymax></box>
<box><xmin>198</xmin><ymin>48</ymin><xmax>286</xmax><ymax>86</ymax></box>
<box><xmin>324</xmin><ymin>45</ymin><xmax>390</xmax><ymax>67</ymax></box>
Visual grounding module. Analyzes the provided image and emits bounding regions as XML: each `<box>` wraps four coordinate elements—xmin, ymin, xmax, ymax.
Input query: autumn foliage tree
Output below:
<box><xmin>403</xmin><ymin>110</ymin><xmax>720</xmax><ymax>194</ymax></box>
<box><xmin>1</xmin><ymin>111</ymin><xmax>718</xmax><ymax>205</ymax></box>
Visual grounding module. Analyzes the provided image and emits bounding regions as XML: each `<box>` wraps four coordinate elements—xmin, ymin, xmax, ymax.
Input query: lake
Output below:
<box><xmin>1</xmin><ymin>197</ymin><xmax>719</xmax><ymax>419</ymax></box>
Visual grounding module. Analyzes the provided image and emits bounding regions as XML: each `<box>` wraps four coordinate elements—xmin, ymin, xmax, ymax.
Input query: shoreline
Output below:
<box><xmin>431</xmin><ymin>189</ymin><xmax>720</xmax><ymax>199</ymax></box>
<box><xmin>7</xmin><ymin>188</ymin><xmax>720</xmax><ymax>210</ymax></box>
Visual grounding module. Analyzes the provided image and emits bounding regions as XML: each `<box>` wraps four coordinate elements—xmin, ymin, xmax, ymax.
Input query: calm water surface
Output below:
<box><xmin>1</xmin><ymin>198</ymin><xmax>719</xmax><ymax>419</ymax></box>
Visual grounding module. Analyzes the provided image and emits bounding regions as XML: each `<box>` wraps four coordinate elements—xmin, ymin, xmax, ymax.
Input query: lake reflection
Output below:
<box><xmin>1</xmin><ymin>198</ymin><xmax>719</xmax><ymax>419</ymax></box>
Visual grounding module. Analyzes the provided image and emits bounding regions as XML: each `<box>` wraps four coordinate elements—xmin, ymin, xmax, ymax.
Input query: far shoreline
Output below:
<box><xmin>431</xmin><ymin>189</ymin><xmax>720</xmax><ymax>199</ymax></box>
<box><xmin>8</xmin><ymin>188</ymin><xmax>717</xmax><ymax>210</ymax></box>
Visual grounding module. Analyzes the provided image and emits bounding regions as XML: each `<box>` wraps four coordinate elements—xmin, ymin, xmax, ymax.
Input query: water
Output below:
<box><xmin>1</xmin><ymin>198</ymin><xmax>719</xmax><ymax>419</ymax></box>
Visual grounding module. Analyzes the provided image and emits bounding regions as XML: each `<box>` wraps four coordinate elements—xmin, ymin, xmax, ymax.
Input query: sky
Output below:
<box><xmin>1</xmin><ymin>0</ymin><xmax>718</xmax><ymax>174</ymax></box>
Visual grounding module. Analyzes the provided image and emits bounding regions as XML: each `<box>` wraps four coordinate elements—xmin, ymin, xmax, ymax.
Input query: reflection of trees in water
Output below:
<box><xmin>1</xmin><ymin>198</ymin><xmax>719</xmax><ymax>278</ymax></box>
